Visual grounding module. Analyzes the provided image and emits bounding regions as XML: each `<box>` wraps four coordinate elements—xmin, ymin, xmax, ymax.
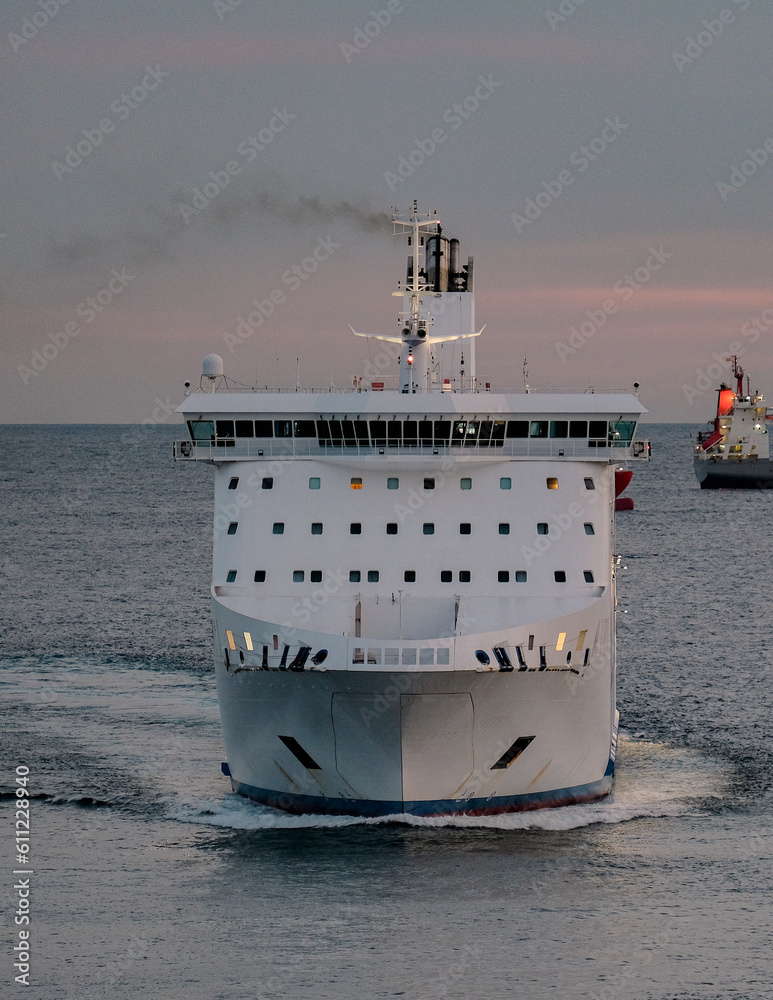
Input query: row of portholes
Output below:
<box><xmin>227</xmin><ymin>475</ymin><xmax>596</xmax><ymax>492</ymax></box>
<box><xmin>225</xmin><ymin>568</ymin><xmax>596</xmax><ymax>584</ymax></box>
<box><xmin>227</xmin><ymin>520</ymin><xmax>597</xmax><ymax>537</ymax></box>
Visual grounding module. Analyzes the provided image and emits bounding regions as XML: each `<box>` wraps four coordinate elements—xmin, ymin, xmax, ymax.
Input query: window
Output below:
<box><xmin>262</xmin><ymin>477</ymin><xmax>273</xmax><ymax>490</ymax></box>
<box><xmin>311</xmin><ymin>523</ymin><xmax>323</xmax><ymax>535</ymax></box>
<box><xmin>589</xmin><ymin>420</ymin><xmax>607</xmax><ymax>440</ymax></box>
<box><xmin>569</xmin><ymin>420</ymin><xmax>587</xmax><ymax>438</ymax></box>
<box><xmin>216</xmin><ymin>420</ymin><xmax>235</xmax><ymax>438</ymax></box>
<box><xmin>529</xmin><ymin>421</ymin><xmax>548</xmax><ymax>438</ymax></box>
<box><xmin>610</xmin><ymin>419</ymin><xmax>636</xmax><ymax>444</ymax></box>
<box><xmin>310</xmin><ymin>570</ymin><xmax>322</xmax><ymax>583</ymax></box>
<box><xmin>402</xmin><ymin>648</ymin><xmax>417</xmax><ymax>665</ymax></box>
<box><xmin>584</xmin><ymin>523</ymin><xmax>595</xmax><ymax>535</ymax></box>
<box><xmin>309</xmin><ymin>477</ymin><xmax>320</xmax><ymax>490</ymax></box>
<box><xmin>228</xmin><ymin>477</ymin><xmax>239</xmax><ymax>490</ymax></box>
<box><xmin>499</xmin><ymin>523</ymin><xmax>510</xmax><ymax>535</ymax></box>
<box><xmin>226</xmin><ymin>570</ymin><xmax>237</xmax><ymax>582</ymax></box>
<box><xmin>460</xmin><ymin>477</ymin><xmax>472</xmax><ymax>490</ymax></box>
<box><xmin>387</xmin><ymin>477</ymin><xmax>399</xmax><ymax>490</ymax></box>
<box><xmin>437</xmin><ymin>648</ymin><xmax>450</xmax><ymax>665</ymax></box>
<box><xmin>424</xmin><ymin>478</ymin><xmax>435</xmax><ymax>490</ymax></box>
<box><xmin>440</xmin><ymin>570</ymin><xmax>452</xmax><ymax>582</ymax></box>
<box><xmin>537</xmin><ymin>523</ymin><xmax>549</xmax><ymax>535</ymax></box>
<box><xmin>189</xmin><ymin>419</ymin><xmax>214</xmax><ymax>441</ymax></box>
<box><xmin>460</xmin><ymin>523</ymin><xmax>471</xmax><ymax>535</ymax></box>
<box><xmin>546</xmin><ymin>477</ymin><xmax>559</xmax><ymax>490</ymax></box>
<box><xmin>515</xmin><ymin>570</ymin><xmax>527</xmax><ymax>583</ymax></box>
<box><xmin>386</xmin><ymin>523</ymin><xmax>398</xmax><ymax>535</ymax></box>
<box><xmin>254</xmin><ymin>570</ymin><xmax>266</xmax><ymax>582</ymax></box>
<box><xmin>293</xmin><ymin>570</ymin><xmax>304</xmax><ymax>582</ymax></box>
<box><xmin>423</xmin><ymin>523</ymin><xmax>434</xmax><ymax>535</ymax></box>
<box><xmin>459</xmin><ymin>571</ymin><xmax>471</xmax><ymax>583</ymax></box>
<box><xmin>498</xmin><ymin>570</ymin><xmax>510</xmax><ymax>583</ymax></box>
<box><xmin>549</xmin><ymin>421</ymin><xmax>568</xmax><ymax>438</ymax></box>
<box><xmin>584</xmin><ymin>570</ymin><xmax>595</xmax><ymax>582</ymax></box>
<box><xmin>227</xmin><ymin>522</ymin><xmax>238</xmax><ymax>535</ymax></box>
<box><xmin>235</xmin><ymin>420</ymin><xmax>254</xmax><ymax>437</ymax></box>
<box><xmin>254</xmin><ymin>420</ymin><xmax>273</xmax><ymax>437</ymax></box>
<box><xmin>274</xmin><ymin>420</ymin><xmax>292</xmax><ymax>438</ymax></box>
<box><xmin>506</xmin><ymin>420</ymin><xmax>528</xmax><ymax>438</ymax></box>
<box><xmin>349</xmin><ymin>570</ymin><xmax>361</xmax><ymax>583</ymax></box>
<box><xmin>554</xmin><ymin>571</ymin><xmax>566</xmax><ymax>583</ymax></box>
<box><xmin>350</xmin><ymin>523</ymin><xmax>362</xmax><ymax>534</ymax></box>
<box><xmin>273</xmin><ymin>522</ymin><xmax>284</xmax><ymax>534</ymax></box>
<box><xmin>367</xmin><ymin>570</ymin><xmax>379</xmax><ymax>583</ymax></box>
<box><xmin>584</xmin><ymin>478</ymin><xmax>595</xmax><ymax>490</ymax></box>
<box><xmin>404</xmin><ymin>570</ymin><xmax>416</xmax><ymax>583</ymax></box>
<box><xmin>500</xmin><ymin>477</ymin><xmax>511</xmax><ymax>490</ymax></box>
<box><xmin>351</xmin><ymin>477</ymin><xmax>363</xmax><ymax>490</ymax></box>
<box><xmin>294</xmin><ymin>420</ymin><xmax>316</xmax><ymax>437</ymax></box>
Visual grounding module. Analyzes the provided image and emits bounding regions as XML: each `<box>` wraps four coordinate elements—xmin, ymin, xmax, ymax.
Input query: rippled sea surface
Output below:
<box><xmin>2</xmin><ymin>424</ymin><xmax>772</xmax><ymax>999</ymax></box>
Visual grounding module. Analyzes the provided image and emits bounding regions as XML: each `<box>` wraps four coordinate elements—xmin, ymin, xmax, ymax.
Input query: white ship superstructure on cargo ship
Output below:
<box><xmin>174</xmin><ymin>205</ymin><xmax>648</xmax><ymax>816</ymax></box>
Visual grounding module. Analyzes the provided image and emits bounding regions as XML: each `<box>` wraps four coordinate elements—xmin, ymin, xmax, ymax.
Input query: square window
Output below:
<box><xmin>424</xmin><ymin>478</ymin><xmax>435</xmax><ymax>490</ymax></box>
<box><xmin>423</xmin><ymin>523</ymin><xmax>434</xmax><ymax>535</ymax></box>
<box><xmin>227</xmin><ymin>522</ymin><xmax>238</xmax><ymax>535</ymax></box>
<box><xmin>404</xmin><ymin>570</ymin><xmax>416</xmax><ymax>583</ymax></box>
<box><xmin>349</xmin><ymin>570</ymin><xmax>361</xmax><ymax>583</ymax></box>
<box><xmin>500</xmin><ymin>477</ymin><xmax>511</xmax><ymax>490</ymax></box>
<box><xmin>460</xmin><ymin>523</ymin><xmax>471</xmax><ymax>535</ymax></box>
<box><xmin>460</xmin><ymin>477</ymin><xmax>472</xmax><ymax>490</ymax></box>
<box><xmin>546</xmin><ymin>477</ymin><xmax>559</xmax><ymax>490</ymax></box>
<box><xmin>499</xmin><ymin>523</ymin><xmax>510</xmax><ymax>535</ymax></box>
<box><xmin>311</xmin><ymin>523</ymin><xmax>323</xmax><ymax>535</ymax></box>
<box><xmin>309</xmin><ymin>477</ymin><xmax>320</xmax><ymax>490</ymax></box>
<box><xmin>226</xmin><ymin>570</ymin><xmax>237</xmax><ymax>583</ymax></box>
<box><xmin>293</xmin><ymin>570</ymin><xmax>304</xmax><ymax>582</ymax></box>
<box><xmin>386</xmin><ymin>523</ymin><xmax>398</xmax><ymax>534</ymax></box>
<box><xmin>515</xmin><ymin>570</ymin><xmax>527</xmax><ymax>583</ymax></box>
<box><xmin>351</xmin><ymin>477</ymin><xmax>363</xmax><ymax>489</ymax></box>
<box><xmin>367</xmin><ymin>570</ymin><xmax>379</xmax><ymax>582</ymax></box>
<box><xmin>437</xmin><ymin>648</ymin><xmax>450</xmax><ymax>665</ymax></box>
<box><xmin>554</xmin><ymin>570</ymin><xmax>566</xmax><ymax>583</ymax></box>
<box><xmin>549</xmin><ymin>420</ymin><xmax>568</xmax><ymax>438</ymax></box>
<box><xmin>459</xmin><ymin>570</ymin><xmax>471</xmax><ymax>583</ymax></box>
<box><xmin>529</xmin><ymin>421</ymin><xmax>548</xmax><ymax>438</ymax></box>
<box><xmin>262</xmin><ymin>477</ymin><xmax>273</xmax><ymax>490</ymax></box>
<box><xmin>537</xmin><ymin>523</ymin><xmax>549</xmax><ymax>535</ymax></box>
<box><xmin>310</xmin><ymin>570</ymin><xmax>322</xmax><ymax>583</ymax></box>
<box><xmin>589</xmin><ymin>420</ymin><xmax>607</xmax><ymax>439</ymax></box>
<box><xmin>273</xmin><ymin>522</ymin><xmax>284</xmax><ymax>534</ymax></box>
<box><xmin>569</xmin><ymin>420</ymin><xmax>587</xmax><ymax>438</ymax></box>
<box><xmin>350</xmin><ymin>523</ymin><xmax>362</xmax><ymax>534</ymax></box>
<box><xmin>419</xmin><ymin>648</ymin><xmax>435</xmax><ymax>665</ymax></box>
<box><xmin>254</xmin><ymin>420</ymin><xmax>273</xmax><ymax>437</ymax></box>
<box><xmin>235</xmin><ymin>420</ymin><xmax>254</xmax><ymax>437</ymax></box>
<box><xmin>498</xmin><ymin>570</ymin><xmax>510</xmax><ymax>583</ymax></box>
<box><xmin>584</xmin><ymin>523</ymin><xmax>595</xmax><ymax>535</ymax></box>
<box><xmin>254</xmin><ymin>570</ymin><xmax>266</xmax><ymax>582</ymax></box>
<box><xmin>583</xmin><ymin>570</ymin><xmax>595</xmax><ymax>583</ymax></box>
<box><xmin>584</xmin><ymin>478</ymin><xmax>595</xmax><ymax>490</ymax></box>
<box><xmin>387</xmin><ymin>477</ymin><xmax>399</xmax><ymax>489</ymax></box>
<box><xmin>440</xmin><ymin>570</ymin><xmax>452</xmax><ymax>582</ymax></box>
<box><xmin>384</xmin><ymin>648</ymin><xmax>399</xmax><ymax>665</ymax></box>
<box><xmin>402</xmin><ymin>648</ymin><xmax>417</xmax><ymax>665</ymax></box>
<box><xmin>228</xmin><ymin>477</ymin><xmax>239</xmax><ymax>490</ymax></box>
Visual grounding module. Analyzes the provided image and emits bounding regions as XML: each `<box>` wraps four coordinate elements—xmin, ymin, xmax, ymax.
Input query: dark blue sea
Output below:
<box><xmin>2</xmin><ymin>423</ymin><xmax>771</xmax><ymax>999</ymax></box>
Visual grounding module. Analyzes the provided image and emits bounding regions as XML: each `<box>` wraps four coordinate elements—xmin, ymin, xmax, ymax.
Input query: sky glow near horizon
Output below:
<box><xmin>1</xmin><ymin>0</ymin><xmax>772</xmax><ymax>423</ymax></box>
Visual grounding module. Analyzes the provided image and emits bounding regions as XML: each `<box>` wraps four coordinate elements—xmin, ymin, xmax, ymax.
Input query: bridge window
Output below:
<box><xmin>235</xmin><ymin>420</ymin><xmax>253</xmax><ymax>437</ymax></box>
<box><xmin>254</xmin><ymin>420</ymin><xmax>273</xmax><ymax>436</ymax></box>
<box><xmin>569</xmin><ymin>420</ymin><xmax>587</xmax><ymax>438</ymax></box>
<box><xmin>549</xmin><ymin>421</ymin><xmax>568</xmax><ymax>438</ymax></box>
<box><xmin>529</xmin><ymin>421</ymin><xmax>548</xmax><ymax>438</ymax></box>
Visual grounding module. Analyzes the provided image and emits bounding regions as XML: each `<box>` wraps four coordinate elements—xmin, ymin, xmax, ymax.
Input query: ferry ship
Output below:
<box><xmin>694</xmin><ymin>356</ymin><xmax>773</xmax><ymax>488</ymax></box>
<box><xmin>174</xmin><ymin>205</ymin><xmax>649</xmax><ymax>816</ymax></box>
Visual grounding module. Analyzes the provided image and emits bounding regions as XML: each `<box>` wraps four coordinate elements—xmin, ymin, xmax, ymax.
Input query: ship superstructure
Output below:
<box><xmin>175</xmin><ymin>206</ymin><xmax>648</xmax><ymax>816</ymax></box>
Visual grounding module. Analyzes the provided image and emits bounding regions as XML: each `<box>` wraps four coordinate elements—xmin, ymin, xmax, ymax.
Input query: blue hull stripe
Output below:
<box><xmin>229</xmin><ymin>758</ymin><xmax>615</xmax><ymax>818</ymax></box>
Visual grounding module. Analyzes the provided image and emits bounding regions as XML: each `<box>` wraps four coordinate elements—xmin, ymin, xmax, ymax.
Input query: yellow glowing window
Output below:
<box><xmin>556</xmin><ymin>632</ymin><xmax>566</xmax><ymax>652</ymax></box>
<box><xmin>226</xmin><ymin>630</ymin><xmax>236</xmax><ymax>651</ymax></box>
<box><xmin>351</xmin><ymin>478</ymin><xmax>363</xmax><ymax>489</ymax></box>
<box><xmin>576</xmin><ymin>629</ymin><xmax>587</xmax><ymax>651</ymax></box>
<box><xmin>547</xmin><ymin>478</ymin><xmax>559</xmax><ymax>490</ymax></box>
<box><xmin>244</xmin><ymin>632</ymin><xmax>253</xmax><ymax>651</ymax></box>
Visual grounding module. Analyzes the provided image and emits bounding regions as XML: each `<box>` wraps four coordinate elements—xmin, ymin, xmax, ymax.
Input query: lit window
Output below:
<box><xmin>254</xmin><ymin>570</ymin><xmax>266</xmax><ymax>582</ymax></box>
<box><xmin>583</xmin><ymin>570</ymin><xmax>595</xmax><ymax>583</ymax></box>
<box><xmin>459</xmin><ymin>571</ymin><xmax>471</xmax><ymax>583</ymax></box>
<box><xmin>554</xmin><ymin>571</ymin><xmax>566</xmax><ymax>583</ymax></box>
<box><xmin>537</xmin><ymin>523</ymin><xmax>549</xmax><ymax>535</ymax></box>
<box><xmin>350</xmin><ymin>523</ymin><xmax>362</xmax><ymax>534</ymax></box>
<box><xmin>460</xmin><ymin>477</ymin><xmax>472</xmax><ymax>490</ymax></box>
<box><xmin>423</xmin><ymin>523</ymin><xmax>434</xmax><ymax>535</ymax></box>
<box><xmin>262</xmin><ymin>477</ymin><xmax>273</xmax><ymax>490</ymax></box>
<box><xmin>309</xmin><ymin>477</ymin><xmax>320</xmax><ymax>490</ymax></box>
<box><xmin>293</xmin><ymin>570</ymin><xmax>304</xmax><ymax>582</ymax></box>
<box><xmin>440</xmin><ymin>570</ymin><xmax>452</xmax><ymax>582</ymax></box>
<box><xmin>424</xmin><ymin>478</ymin><xmax>435</xmax><ymax>490</ymax></box>
<box><xmin>311</xmin><ymin>523</ymin><xmax>323</xmax><ymax>535</ymax></box>
<box><xmin>367</xmin><ymin>570</ymin><xmax>379</xmax><ymax>582</ymax></box>
<box><xmin>226</xmin><ymin>630</ymin><xmax>236</xmax><ymax>650</ymax></box>
<box><xmin>460</xmin><ymin>523</ymin><xmax>471</xmax><ymax>535</ymax></box>
<box><xmin>515</xmin><ymin>570</ymin><xmax>527</xmax><ymax>583</ymax></box>
<box><xmin>499</xmin><ymin>523</ymin><xmax>510</xmax><ymax>535</ymax></box>
<box><xmin>351</xmin><ymin>477</ymin><xmax>363</xmax><ymax>490</ymax></box>
<box><xmin>546</xmin><ymin>477</ymin><xmax>559</xmax><ymax>490</ymax></box>
<box><xmin>386</xmin><ymin>523</ymin><xmax>398</xmax><ymax>534</ymax></box>
<box><xmin>584</xmin><ymin>523</ymin><xmax>595</xmax><ymax>535</ymax></box>
<box><xmin>244</xmin><ymin>632</ymin><xmax>253</xmax><ymax>650</ymax></box>
<box><xmin>498</xmin><ymin>571</ymin><xmax>510</xmax><ymax>583</ymax></box>
<box><xmin>227</xmin><ymin>522</ymin><xmax>238</xmax><ymax>535</ymax></box>
<box><xmin>404</xmin><ymin>570</ymin><xmax>416</xmax><ymax>582</ymax></box>
<box><xmin>228</xmin><ymin>477</ymin><xmax>239</xmax><ymax>490</ymax></box>
<box><xmin>584</xmin><ymin>478</ymin><xmax>595</xmax><ymax>490</ymax></box>
<box><xmin>556</xmin><ymin>632</ymin><xmax>566</xmax><ymax>652</ymax></box>
<box><xmin>226</xmin><ymin>570</ymin><xmax>237</xmax><ymax>583</ymax></box>
<box><xmin>273</xmin><ymin>522</ymin><xmax>284</xmax><ymax>534</ymax></box>
<box><xmin>500</xmin><ymin>477</ymin><xmax>511</xmax><ymax>490</ymax></box>
<box><xmin>387</xmin><ymin>477</ymin><xmax>399</xmax><ymax>489</ymax></box>
<box><xmin>310</xmin><ymin>570</ymin><xmax>322</xmax><ymax>583</ymax></box>
<box><xmin>349</xmin><ymin>570</ymin><xmax>361</xmax><ymax>582</ymax></box>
